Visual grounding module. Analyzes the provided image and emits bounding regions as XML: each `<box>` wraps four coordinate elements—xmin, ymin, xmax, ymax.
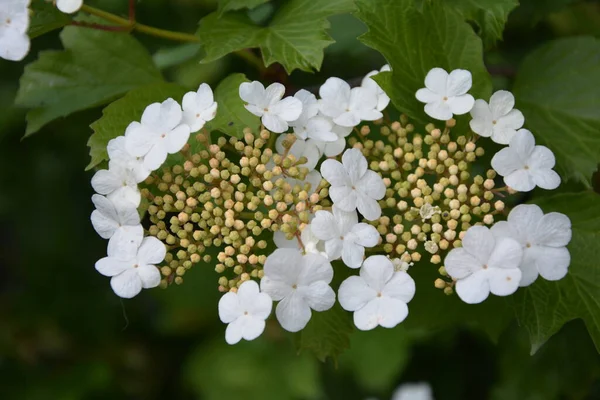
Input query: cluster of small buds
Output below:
<box><xmin>346</xmin><ymin>118</ymin><xmax>506</xmax><ymax>291</ymax></box>
<box><xmin>140</xmin><ymin>129</ymin><xmax>327</xmax><ymax>292</ymax></box>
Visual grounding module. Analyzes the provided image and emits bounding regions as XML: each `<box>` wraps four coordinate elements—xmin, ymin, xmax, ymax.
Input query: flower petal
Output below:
<box><xmin>262</xmin><ymin>113</ymin><xmax>288</xmax><ymax>133</ymax></box>
<box><xmin>95</xmin><ymin>257</ymin><xmax>131</xmax><ymax>277</ymax></box>
<box><xmin>504</xmin><ymin>169</ymin><xmax>536</xmax><ymax>192</ymax></box>
<box><xmin>330</xmin><ymin>186</ymin><xmax>357</xmax><ymax>212</ymax></box>
<box><xmin>320</xmin><ymin>159</ymin><xmax>350</xmax><ymax>186</ymax></box>
<box><xmin>444</xmin><ymin>248</ymin><xmax>482</xmax><ymax>279</ymax></box>
<box><xmin>491</xmin><ymin>147</ymin><xmax>523</xmax><ymax>176</ymax></box>
<box><xmin>270</xmin><ymin>97</ymin><xmax>303</xmax><ymax>121</ymax></box>
<box><xmin>446</xmin><ymin>69</ymin><xmax>472</xmax><ymax>96</ymax></box>
<box><xmin>298</xmin><ymin>253</ymin><xmax>334</xmax><ymax>285</ymax></box>
<box><xmin>487</xmin><ymin>268</ymin><xmax>521</xmax><ymax>296</ymax></box>
<box><xmin>424</xmin><ymin>100</ymin><xmax>452</xmax><ymax>121</ymax></box>
<box><xmin>260</xmin><ymin>276</ymin><xmax>293</xmax><ymax>301</ymax></box>
<box><xmin>489</xmin><ymin>90</ymin><xmax>515</xmax><ymax>118</ymax></box>
<box><xmin>137</xmin><ymin>236</ymin><xmax>166</xmax><ymax>265</ymax></box>
<box><xmin>511</xmin><ymin>129</ymin><xmax>535</xmax><ymax>161</ymax></box>
<box><xmin>338</xmin><ymin>276</ymin><xmax>377</xmax><ymax>311</ymax></box>
<box><xmin>529</xmin><ymin>245</ymin><xmax>570</xmax><ymax>281</ymax></box>
<box><xmin>416</xmin><ymin>88</ymin><xmax>442</xmax><ymax>104</ymax></box>
<box><xmin>143</xmin><ymin>143</ymin><xmax>168</xmax><ymax>171</ymax></box>
<box><xmin>239</xmin><ymin>81</ymin><xmax>265</xmax><ymax>105</ymax></box>
<box><xmin>300</xmin><ymin>281</ymin><xmax>335</xmax><ymax>311</ymax></box>
<box><xmin>342</xmin><ymin>148</ymin><xmax>368</xmax><ymax>184</ymax></box>
<box><xmin>219</xmin><ymin>291</ymin><xmax>241</xmax><ymax>323</ymax></box>
<box><xmin>350</xmin><ymin>223</ymin><xmax>379</xmax><ymax>247</ymax></box>
<box><xmin>311</xmin><ymin>210</ymin><xmax>338</xmax><ymax>241</ymax></box>
<box><xmin>355</xmin><ymin>192</ymin><xmax>382</xmax><ymax>221</ymax></box>
<box><xmin>469</xmin><ymin>99</ymin><xmax>493</xmax><ymax>137</ymax></box>
<box><xmin>276</xmin><ymin>292</ymin><xmax>312</xmax><ymax>332</ymax></box>
<box><xmin>455</xmin><ymin>270</ymin><xmax>490</xmax><ymax>304</ymax></box>
<box><xmin>91</xmin><ymin>169</ymin><xmax>120</xmax><ymax>195</ymax></box>
<box><xmin>165</xmin><ymin>125</ymin><xmax>191</xmax><ymax>154</ymax></box>
<box><xmin>531</xmin><ymin>168</ymin><xmax>561</xmax><ymax>190</ymax></box>
<box><xmin>264</xmin><ymin>82</ymin><xmax>286</xmax><ymax>105</ymax></box>
<box><xmin>138</xmin><ymin>264</ymin><xmax>161</xmax><ymax>289</ymax></box>
<box><xmin>529</xmin><ymin>146</ymin><xmax>556</xmax><ymax>169</ymax></box>
<box><xmin>357</xmin><ymin>170</ymin><xmax>386</xmax><ymax>200</ymax></box>
<box><xmin>239</xmin><ymin>316</ymin><xmax>266</xmax><ymax>341</ymax></box>
<box><xmin>333</xmin><ymin>206</ymin><xmax>359</xmax><ymax>236</ymax></box>
<box><xmin>507</xmin><ymin>204</ymin><xmax>543</xmax><ymax>243</ymax></box>
<box><xmin>383</xmin><ymin>271</ymin><xmax>416</xmax><ymax>303</ymax></box>
<box><xmin>341</xmin><ymin>241</ymin><xmax>365</xmax><ymax>268</ymax></box>
<box><xmin>462</xmin><ymin>225</ymin><xmax>495</xmax><ymax>264</ymax></box>
<box><xmin>333</xmin><ymin>111</ymin><xmax>361</xmax><ymax>127</ymax></box>
<box><xmin>224</xmin><ymin>319</ymin><xmax>243</xmax><ymax>345</ymax></box>
<box><xmin>353</xmin><ymin>297</ymin><xmax>408</xmax><ymax>330</ymax></box>
<box><xmin>447</xmin><ymin>94</ymin><xmax>475</xmax><ymax>115</ymax></box>
<box><xmin>424</xmin><ymin>68</ymin><xmax>448</xmax><ymax>94</ymax></box>
<box><xmin>263</xmin><ymin>248</ymin><xmax>303</xmax><ymax>286</ymax></box>
<box><xmin>360</xmin><ymin>255</ymin><xmax>394</xmax><ymax>292</ymax></box>
<box><xmin>487</xmin><ymin>237</ymin><xmax>523</xmax><ymax>270</ymax></box>
<box><xmin>110</xmin><ymin>269</ymin><xmax>142</xmax><ymax>299</ymax></box>
<box><xmin>533</xmin><ymin>212</ymin><xmax>572</xmax><ymax>247</ymax></box>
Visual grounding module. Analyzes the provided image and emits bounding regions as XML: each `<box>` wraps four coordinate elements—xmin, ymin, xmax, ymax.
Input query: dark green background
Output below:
<box><xmin>1</xmin><ymin>0</ymin><xmax>599</xmax><ymax>398</ymax></box>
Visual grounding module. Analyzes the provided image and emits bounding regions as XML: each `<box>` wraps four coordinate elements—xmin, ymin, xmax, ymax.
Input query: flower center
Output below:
<box><xmin>340</xmin><ymin>236</ymin><xmax>344</xmax><ymax>240</ymax></box>
<box><xmin>122</xmin><ymin>181</ymin><xmax>128</xmax><ymax>187</ymax></box>
<box><xmin>442</xmin><ymin>96</ymin><xmax>448</xmax><ymax>101</ymax></box>
<box><xmin>6</xmin><ymin>18</ymin><xmax>11</xmax><ymax>25</ymax></box>
<box><xmin>524</xmin><ymin>165</ymin><xmax>529</xmax><ymax>170</ymax></box>
<box><xmin>482</xmin><ymin>264</ymin><xmax>488</xmax><ymax>270</ymax></box>
<box><xmin>506</xmin><ymin>276</ymin><xmax>512</xmax><ymax>281</ymax></box>
<box><xmin>492</xmin><ymin>120</ymin><xmax>497</xmax><ymax>125</ymax></box>
<box><xmin>377</xmin><ymin>292</ymin><xmax>382</xmax><ymax>297</ymax></box>
<box><xmin>196</xmin><ymin>113</ymin><xmax>200</xmax><ymax>118</ymax></box>
<box><xmin>263</xmin><ymin>107</ymin><xmax>269</xmax><ymax>112</ymax></box>
<box><xmin>133</xmin><ymin>264</ymin><xmax>139</xmax><ymax>268</ymax></box>
<box><xmin>244</xmin><ymin>311</ymin><xmax>248</xmax><ymax>315</ymax></box>
<box><xmin>526</xmin><ymin>242</ymin><xmax>532</xmax><ymax>248</ymax></box>
<box><xmin>292</xmin><ymin>284</ymin><xmax>297</xmax><ymax>289</ymax></box>
<box><xmin>161</xmin><ymin>133</ymin><xmax>166</xmax><ymax>138</ymax></box>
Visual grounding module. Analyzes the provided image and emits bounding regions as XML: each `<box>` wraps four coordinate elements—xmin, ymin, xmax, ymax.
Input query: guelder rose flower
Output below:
<box><xmin>261</xmin><ymin>249</ymin><xmax>335</xmax><ymax>332</ymax></box>
<box><xmin>319</xmin><ymin>77</ymin><xmax>383</xmax><ymax>127</ymax></box>
<box><xmin>491</xmin><ymin>204</ymin><xmax>571</xmax><ymax>286</ymax></box>
<box><xmin>392</xmin><ymin>383</ymin><xmax>434</xmax><ymax>400</ymax></box>
<box><xmin>218</xmin><ymin>280</ymin><xmax>272</xmax><ymax>345</ymax></box>
<box><xmin>181</xmin><ymin>83</ymin><xmax>218</xmax><ymax>132</ymax></box>
<box><xmin>361</xmin><ymin>64</ymin><xmax>391</xmax><ymax>111</ymax></box>
<box><xmin>491</xmin><ymin>129</ymin><xmax>560</xmax><ymax>192</ymax></box>
<box><xmin>338</xmin><ymin>255</ymin><xmax>416</xmax><ymax>330</ymax></box>
<box><xmin>320</xmin><ymin>148</ymin><xmax>386</xmax><ymax>221</ymax></box>
<box><xmin>57</xmin><ymin>0</ymin><xmax>83</xmax><ymax>13</ymax></box>
<box><xmin>91</xmin><ymin>164</ymin><xmax>141</xmax><ymax>206</ymax></box>
<box><xmin>125</xmin><ymin>98</ymin><xmax>191</xmax><ymax>171</ymax></box>
<box><xmin>239</xmin><ymin>81</ymin><xmax>302</xmax><ymax>133</ymax></box>
<box><xmin>0</xmin><ymin>0</ymin><xmax>30</xmax><ymax>62</ymax></box>
<box><xmin>95</xmin><ymin>237</ymin><xmax>165</xmax><ymax>299</ymax></box>
<box><xmin>444</xmin><ymin>226</ymin><xmax>523</xmax><ymax>304</ymax></box>
<box><xmin>106</xmin><ymin>136</ymin><xmax>150</xmax><ymax>183</ymax></box>
<box><xmin>90</xmin><ymin>194</ymin><xmax>143</xmax><ymax>251</ymax></box>
<box><xmin>469</xmin><ymin>90</ymin><xmax>525</xmax><ymax>144</ymax></box>
<box><xmin>311</xmin><ymin>206</ymin><xmax>379</xmax><ymax>268</ymax></box>
<box><xmin>416</xmin><ymin>68</ymin><xmax>475</xmax><ymax>121</ymax></box>
<box><xmin>290</xmin><ymin>89</ymin><xmax>338</xmax><ymax>142</ymax></box>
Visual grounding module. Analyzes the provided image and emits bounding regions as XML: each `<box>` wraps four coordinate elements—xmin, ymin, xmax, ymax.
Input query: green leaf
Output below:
<box><xmin>354</xmin><ymin>0</ymin><xmax>492</xmax><ymax>123</ymax></box>
<box><xmin>294</xmin><ymin>303</ymin><xmax>354</xmax><ymax>362</ymax></box>
<box><xmin>512</xmin><ymin>191</ymin><xmax>600</xmax><ymax>353</ymax></box>
<box><xmin>217</xmin><ymin>0</ymin><xmax>270</xmax><ymax>16</ymax></box>
<box><xmin>339</xmin><ymin>328</ymin><xmax>412</xmax><ymax>392</ymax></box>
<box><xmin>87</xmin><ymin>82</ymin><xmax>188</xmax><ymax>170</ymax></box>
<box><xmin>513</xmin><ymin>37</ymin><xmax>600</xmax><ymax>186</ymax></box>
<box><xmin>28</xmin><ymin>0</ymin><xmax>72</xmax><ymax>39</ymax></box>
<box><xmin>198</xmin><ymin>0</ymin><xmax>356</xmax><ymax>73</ymax></box>
<box><xmin>205</xmin><ymin>73</ymin><xmax>260</xmax><ymax>138</ymax></box>
<box><xmin>16</xmin><ymin>22</ymin><xmax>162</xmax><ymax>137</ymax></box>
<box><xmin>444</xmin><ymin>0</ymin><xmax>519</xmax><ymax>48</ymax></box>
<box><xmin>185</xmin><ymin>338</ymin><xmax>323</xmax><ymax>400</ymax></box>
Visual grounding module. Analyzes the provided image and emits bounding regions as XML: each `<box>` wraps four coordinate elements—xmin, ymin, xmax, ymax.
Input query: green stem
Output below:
<box><xmin>80</xmin><ymin>5</ymin><xmax>200</xmax><ymax>43</ymax></box>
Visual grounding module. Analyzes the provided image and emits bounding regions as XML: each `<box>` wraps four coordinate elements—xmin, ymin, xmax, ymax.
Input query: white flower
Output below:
<box><xmin>181</xmin><ymin>83</ymin><xmax>218</xmax><ymax>132</ymax></box>
<box><xmin>218</xmin><ymin>280</ymin><xmax>272</xmax><ymax>345</ymax></box>
<box><xmin>0</xmin><ymin>0</ymin><xmax>30</xmax><ymax>62</ymax></box>
<box><xmin>392</xmin><ymin>382</ymin><xmax>434</xmax><ymax>400</ymax></box>
<box><xmin>310</xmin><ymin>122</ymin><xmax>352</xmax><ymax>157</ymax></box>
<box><xmin>320</xmin><ymin>148</ymin><xmax>386</xmax><ymax>220</ymax></box>
<box><xmin>260</xmin><ymin>249</ymin><xmax>335</xmax><ymax>332</ymax></box>
<box><xmin>491</xmin><ymin>129</ymin><xmax>560</xmax><ymax>192</ymax></box>
<box><xmin>106</xmin><ymin>136</ymin><xmax>150</xmax><ymax>183</ymax></box>
<box><xmin>338</xmin><ymin>255</ymin><xmax>416</xmax><ymax>330</ymax></box>
<box><xmin>90</xmin><ymin>194</ymin><xmax>143</xmax><ymax>251</ymax></box>
<box><xmin>56</xmin><ymin>0</ymin><xmax>83</xmax><ymax>14</ymax></box>
<box><xmin>95</xmin><ymin>237</ymin><xmax>165</xmax><ymax>299</ymax></box>
<box><xmin>91</xmin><ymin>164</ymin><xmax>141</xmax><ymax>206</ymax></box>
<box><xmin>469</xmin><ymin>90</ymin><xmax>525</xmax><ymax>144</ymax></box>
<box><xmin>273</xmin><ymin>224</ymin><xmax>327</xmax><ymax>258</ymax></box>
<box><xmin>311</xmin><ymin>206</ymin><xmax>379</xmax><ymax>268</ymax></box>
<box><xmin>444</xmin><ymin>226</ymin><xmax>523</xmax><ymax>304</ymax></box>
<box><xmin>418</xmin><ymin>203</ymin><xmax>440</xmax><ymax>220</ymax></box>
<box><xmin>361</xmin><ymin>64</ymin><xmax>391</xmax><ymax>111</ymax></box>
<box><xmin>319</xmin><ymin>77</ymin><xmax>383</xmax><ymax>127</ymax></box>
<box><xmin>125</xmin><ymin>98</ymin><xmax>191</xmax><ymax>171</ymax></box>
<box><xmin>415</xmin><ymin>68</ymin><xmax>475</xmax><ymax>121</ymax></box>
<box><xmin>289</xmin><ymin>90</ymin><xmax>338</xmax><ymax>142</ymax></box>
<box><xmin>239</xmin><ymin>81</ymin><xmax>302</xmax><ymax>133</ymax></box>
<box><xmin>491</xmin><ymin>204</ymin><xmax>571</xmax><ymax>286</ymax></box>
<box><xmin>275</xmin><ymin>135</ymin><xmax>320</xmax><ymax>171</ymax></box>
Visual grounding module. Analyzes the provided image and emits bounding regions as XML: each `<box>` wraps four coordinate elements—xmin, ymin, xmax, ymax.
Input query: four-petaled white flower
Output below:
<box><xmin>319</xmin><ymin>77</ymin><xmax>383</xmax><ymax>127</ymax></box>
<box><xmin>361</xmin><ymin>64</ymin><xmax>391</xmax><ymax>112</ymax></box>
<box><xmin>276</xmin><ymin>135</ymin><xmax>321</xmax><ymax>171</ymax></box>
<box><xmin>310</xmin><ymin>122</ymin><xmax>352</xmax><ymax>158</ymax></box>
<box><xmin>181</xmin><ymin>83</ymin><xmax>218</xmax><ymax>132</ymax></box>
<box><xmin>106</xmin><ymin>136</ymin><xmax>151</xmax><ymax>183</ymax></box>
<box><xmin>218</xmin><ymin>280</ymin><xmax>272</xmax><ymax>345</ymax></box>
<box><xmin>320</xmin><ymin>148</ymin><xmax>386</xmax><ymax>221</ymax></box>
<box><xmin>239</xmin><ymin>81</ymin><xmax>302</xmax><ymax>133</ymax></box>
<box><xmin>0</xmin><ymin>0</ymin><xmax>30</xmax><ymax>62</ymax></box>
<box><xmin>491</xmin><ymin>204</ymin><xmax>571</xmax><ymax>287</ymax></box>
<box><xmin>289</xmin><ymin>89</ymin><xmax>338</xmax><ymax>142</ymax></box>
<box><xmin>444</xmin><ymin>226</ymin><xmax>523</xmax><ymax>304</ymax></box>
<box><xmin>392</xmin><ymin>382</ymin><xmax>434</xmax><ymax>400</ymax></box>
<box><xmin>416</xmin><ymin>68</ymin><xmax>475</xmax><ymax>121</ymax></box>
<box><xmin>95</xmin><ymin>237</ymin><xmax>165</xmax><ymax>299</ymax></box>
<box><xmin>91</xmin><ymin>163</ymin><xmax>142</xmax><ymax>206</ymax></box>
<box><xmin>90</xmin><ymin>194</ymin><xmax>143</xmax><ymax>252</ymax></box>
<box><xmin>338</xmin><ymin>255</ymin><xmax>416</xmax><ymax>330</ymax></box>
<box><xmin>261</xmin><ymin>249</ymin><xmax>335</xmax><ymax>332</ymax></box>
<box><xmin>469</xmin><ymin>90</ymin><xmax>525</xmax><ymax>144</ymax></box>
<box><xmin>125</xmin><ymin>98</ymin><xmax>191</xmax><ymax>171</ymax></box>
<box><xmin>491</xmin><ymin>129</ymin><xmax>560</xmax><ymax>192</ymax></box>
<box><xmin>311</xmin><ymin>206</ymin><xmax>379</xmax><ymax>268</ymax></box>
<box><xmin>57</xmin><ymin>0</ymin><xmax>83</xmax><ymax>14</ymax></box>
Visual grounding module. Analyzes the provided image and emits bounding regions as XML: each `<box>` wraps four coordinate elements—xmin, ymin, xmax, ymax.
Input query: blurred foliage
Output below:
<box><xmin>1</xmin><ymin>0</ymin><xmax>600</xmax><ymax>399</ymax></box>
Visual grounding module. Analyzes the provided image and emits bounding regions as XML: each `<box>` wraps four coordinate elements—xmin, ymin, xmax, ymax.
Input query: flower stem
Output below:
<box><xmin>80</xmin><ymin>4</ymin><xmax>200</xmax><ymax>43</ymax></box>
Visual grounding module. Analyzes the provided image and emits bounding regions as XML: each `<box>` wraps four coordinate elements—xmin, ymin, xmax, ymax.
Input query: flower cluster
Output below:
<box><xmin>88</xmin><ymin>64</ymin><xmax>572</xmax><ymax>345</ymax></box>
<box><xmin>1</xmin><ymin>1</ymin><xmax>83</xmax><ymax>62</ymax></box>
<box><xmin>90</xmin><ymin>84</ymin><xmax>217</xmax><ymax>298</ymax></box>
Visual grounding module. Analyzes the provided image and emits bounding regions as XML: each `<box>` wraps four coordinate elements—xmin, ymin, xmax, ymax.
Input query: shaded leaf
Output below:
<box><xmin>217</xmin><ymin>0</ymin><xmax>270</xmax><ymax>16</ymax></box>
<box><xmin>28</xmin><ymin>0</ymin><xmax>71</xmax><ymax>39</ymax></box>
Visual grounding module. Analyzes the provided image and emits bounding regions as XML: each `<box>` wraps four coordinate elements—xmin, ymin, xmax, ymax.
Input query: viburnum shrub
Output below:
<box><xmin>8</xmin><ymin>0</ymin><xmax>600</xmax><ymax>378</ymax></box>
